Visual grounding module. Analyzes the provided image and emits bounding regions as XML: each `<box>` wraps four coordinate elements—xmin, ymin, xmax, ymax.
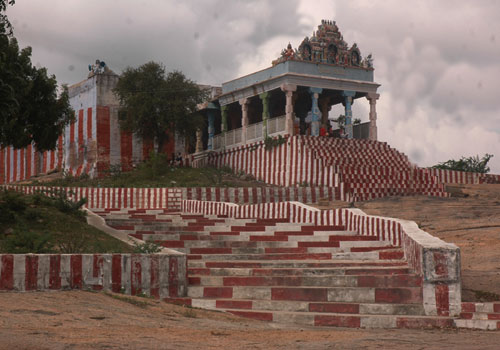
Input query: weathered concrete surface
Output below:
<box><xmin>1</xmin><ymin>291</ymin><xmax>500</xmax><ymax>350</ymax></box>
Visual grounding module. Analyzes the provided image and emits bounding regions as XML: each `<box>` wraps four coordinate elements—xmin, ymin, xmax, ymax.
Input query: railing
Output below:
<box><xmin>212</xmin><ymin>115</ymin><xmax>287</xmax><ymax>151</ymax></box>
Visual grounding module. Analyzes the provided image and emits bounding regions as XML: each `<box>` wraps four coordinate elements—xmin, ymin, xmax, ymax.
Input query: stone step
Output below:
<box><xmin>168</xmin><ymin>245</ymin><xmax>399</xmax><ymax>256</ymax></box>
<box><xmin>188</xmin><ymin>260</ymin><xmax>409</xmax><ymax>269</ymax></box>
<box><xmin>151</xmin><ymin>237</ymin><xmax>389</xmax><ymax>248</ymax></box>
<box><xmin>188</xmin><ymin>274</ymin><xmax>422</xmax><ymax>289</ymax></box>
<box><xmin>187</xmin><ymin>250</ymin><xmax>403</xmax><ymax>261</ymax></box>
<box><xmin>132</xmin><ymin>231</ymin><xmax>361</xmax><ymax>242</ymax></box>
<box><xmin>459</xmin><ymin>302</ymin><xmax>500</xmax><ymax>320</ymax></box>
<box><xmin>185</xmin><ymin>298</ymin><xmax>425</xmax><ymax>316</ymax></box>
<box><xmin>234</xmin><ymin>309</ymin><xmax>453</xmax><ymax>329</ymax></box>
<box><xmin>188</xmin><ymin>266</ymin><xmax>411</xmax><ymax>277</ymax></box>
<box><xmin>454</xmin><ymin>319</ymin><xmax>500</xmax><ymax>330</ymax></box>
<box><xmin>187</xmin><ymin>285</ymin><xmax>423</xmax><ymax>304</ymax></box>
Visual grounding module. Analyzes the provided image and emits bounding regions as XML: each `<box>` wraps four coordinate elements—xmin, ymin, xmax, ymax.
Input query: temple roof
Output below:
<box><xmin>273</xmin><ymin>20</ymin><xmax>373</xmax><ymax>69</ymax></box>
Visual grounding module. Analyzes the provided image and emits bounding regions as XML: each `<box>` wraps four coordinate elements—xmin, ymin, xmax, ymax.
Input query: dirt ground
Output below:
<box><xmin>352</xmin><ymin>184</ymin><xmax>500</xmax><ymax>302</ymax></box>
<box><xmin>1</xmin><ymin>290</ymin><xmax>500</xmax><ymax>350</ymax></box>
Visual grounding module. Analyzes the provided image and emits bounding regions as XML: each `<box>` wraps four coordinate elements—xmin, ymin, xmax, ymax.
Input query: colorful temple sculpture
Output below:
<box><xmin>196</xmin><ymin>19</ymin><xmax>380</xmax><ymax>153</ymax></box>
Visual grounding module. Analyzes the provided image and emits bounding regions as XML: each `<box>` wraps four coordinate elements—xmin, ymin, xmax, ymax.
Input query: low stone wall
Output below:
<box><xmin>181</xmin><ymin>199</ymin><xmax>461</xmax><ymax>317</ymax></box>
<box><xmin>425</xmin><ymin>168</ymin><xmax>500</xmax><ymax>184</ymax></box>
<box><xmin>0</xmin><ymin>253</ymin><xmax>187</xmax><ymax>298</ymax></box>
<box><xmin>3</xmin><ymin>185</ymin><xmax>183</xmax><ymax>210</ymax></box>
<box><xmin>3</xmin><ymin>185</ymin><xmax>339</xmax><ymax>209</ymax></box>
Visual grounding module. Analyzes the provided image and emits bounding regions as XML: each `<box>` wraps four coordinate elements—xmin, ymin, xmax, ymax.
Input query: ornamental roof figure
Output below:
<box><xmin>273</xmin><ymin>20</ymin><xmax>373</xmax><ymax>69</ymax></box>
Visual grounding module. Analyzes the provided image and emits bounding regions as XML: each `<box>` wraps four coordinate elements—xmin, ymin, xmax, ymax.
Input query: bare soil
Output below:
<box><xmin>1</xmin><ymin>290</ymin><xmax>500</xmax><ymax>350</ymax></box>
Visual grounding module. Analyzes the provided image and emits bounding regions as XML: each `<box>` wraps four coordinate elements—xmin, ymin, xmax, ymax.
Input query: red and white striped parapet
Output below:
<box><xmin>0</xmin><ymin>253</ymin><xmax>187</xmax><ymax>298</ymax></box>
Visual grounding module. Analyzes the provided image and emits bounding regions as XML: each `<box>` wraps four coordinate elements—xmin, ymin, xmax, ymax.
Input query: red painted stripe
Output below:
<box><xmin>111</xmin><ymin>254</ymin><xmax>122</xmax><ymax>293</ymax></box>
<box><xmin>96</xmin><ymin>106</ymin><xmax>111</xmax><ymax>175</ymax></box>
<box><xmin>131</xmin><ymin>254</ymin><xmax>142</xmax><ymax>295</ymax></box>
<box><xmin>435</xmin><ymin>284</ymin><xmax>450</xmax><ymax>316</ymax></box>
<box><xmin>0</xmin><ymin>147</ymin><xmax>4</xmax><ymax>184</ymax></box>
<box><xmin>25</xmin><ymin>255</ymin><xmax>38</xmax><ymax>291</ymax></box>
<box><xmin>70</xmin><ymin>255</ymin><xmax>83</xmax><ymax>289</ymax></box>
<box><xmin>87</xmin><ymin>107</ymin><xmax>93</xmax><ymax>139</ymax></box>
<box><xmin>19</xmin><ymin>148</ymin><xmax>24</xmax><ymax>180</ymax></box>
<box><xmin>42</xmin><ymin>151</ymin><xmax>47</xmax><ymax>174</ymax></box>
<box><xmin>27</xmin><ymin>144</ymin><xmax>32</xmax><ymax>177</ymax></box>
<box><xmin>168</xmin><ymin>257</ymin><xmax>179</xmax><ymax>297</ymax></box>
<box><xmin>120</xmin><ymin>130</ymin><xmax>133</xmax><ymax>171</ymax></box>
<box><xmin>0</xmin><ymin>255</ymin><xmax>14</xmax><ymax>290</ymax></box>
<box><xmin>150</xmin><ymin>255</ymin><xmax>160</xmax><ymax>298</ymax></box>
<box><xmin>13</xmin><ymin>148</ymin><xmax>17</xmax><ymax>181</ymax></box>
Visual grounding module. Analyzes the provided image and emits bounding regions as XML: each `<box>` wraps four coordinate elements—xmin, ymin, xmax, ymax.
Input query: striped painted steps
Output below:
<box><xmin>455</xmin><ymin>302</ymin><xmax>500</xmax><ymax>330</ymax></box>
<box><xmin>95</xmin><ymin>209</ymin><xmax>463</xmax><ymax>329</ymax></box>
<box><xmin>299</xmin><ymin>136</ymin><xmax>448</xmax><ymax>201</ymax></box>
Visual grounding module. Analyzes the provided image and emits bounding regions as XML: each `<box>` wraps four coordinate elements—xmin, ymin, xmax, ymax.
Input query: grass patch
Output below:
<box><xmin>33</xmin><ymin>154</ymin><xmax>262</xmax><ymax>188</ymax></box>
<box><xmin>0</xmin><ymin>189</ymin><xmax>133</xmax><ymax>254</ymax></box>
<box><xmin>472</xmin><ymin>289</ymin><xmax>500</xmax><ymax>302</ymax></box>
<box><xmin>103</xmin><ymin>292</ymin><xmax>153</xmax><ymax>309</ymax></box>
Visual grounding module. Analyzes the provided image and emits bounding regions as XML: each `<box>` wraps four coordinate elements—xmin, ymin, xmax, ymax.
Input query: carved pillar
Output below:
<box><xmin>308</xmin><ymin>87</ymin><xmax>323</xmax><ymax>136</ymax></box>
<box><xmin>342</xmin><ymin>90</ymin><xmax>356</xmax><ymax>139</ymax></box>
<box><xmin>280</xmin><ymin>84</ymin><xmax>297</xmax><ymax>136</ymax></box>
<box><xmin>259</xmin><ymin>92</ymin><xmax>270</xmax><ymax>138</ymax></box>
<box><xmin>367</xmin><ymin>93</ymin><xmax>380</xmax><ymax>141</ymax></box>
<box><xmin>239</xmin><ymin>98</ymin><xmax>249</xmax><ymax>144</ymax></box>
<box><xmin>319</xmin><ymin>96</ymin><xmax>331</xmax><ymax>128</ymax></box>
<box><xmin>207</xmin><ymin>109</ymin><xmax>216</xmax><ymax>150</ymax></box>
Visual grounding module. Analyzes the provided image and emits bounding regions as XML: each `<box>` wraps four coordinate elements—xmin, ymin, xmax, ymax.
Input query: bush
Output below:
<box><xmin>132</xmin><ymin>240</ymin><xmax>163</xmax><ymax>253</ymax></box>
<box><xmin>1</xmin><ymin>229</ymin><xmax>53</xmax><ymax>254</ymax></box>
<box><xmin>433</xmin><ymin>154</ymin><xmax>494</xmax><ymax>174</ymax></box>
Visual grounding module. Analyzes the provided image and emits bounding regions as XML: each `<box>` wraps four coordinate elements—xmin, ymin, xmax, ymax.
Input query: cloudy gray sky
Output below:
<box><xmin>7</xmin><ymin>0</ymin><xmax>500</xmax><ymax>173</ymax></box>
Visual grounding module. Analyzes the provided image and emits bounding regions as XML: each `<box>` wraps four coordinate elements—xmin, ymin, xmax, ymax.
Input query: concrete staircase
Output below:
<box><xmin>300</xmin><ymin>136</ymin><xmax>448</xmax><ymax>201</ymax></box>
<box><xmin>94</xmin><ymin>208</ymin><xmax>466</xmax><ymax>329</ymax></box>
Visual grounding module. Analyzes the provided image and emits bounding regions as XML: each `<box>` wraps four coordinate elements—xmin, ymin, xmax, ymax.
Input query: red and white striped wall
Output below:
<box><xmin>0</xmin><ymin>253</ymin><xmax>187</xmax><ymax>298</ymax></box>
<box><xmin>426</xmin><ymin>168</ymin><xmax>500</xmax><ymax>185</ymax></box>
<box><xmin>181</xmin><ymin>186</ymin><xmax>339</xmax><ymax>203</ymax></box>
<box><xmin>0</xmin><ymin>141</ymin><xmax>62</xmax><ymax>184</ymax></box>
<box><xmin>205</xmin><ymin>136</ymin><xmax>340</xmax><ymax>190</ymax></box>
<box><xmin>4</xmin><ymin>186</ymin><xmax>183</xmax><ymax>210</ymax></box>
<box><xmin>3</xmin><ymin>185</ymin><xmax>338</xmax><ymax>208</ymax></box>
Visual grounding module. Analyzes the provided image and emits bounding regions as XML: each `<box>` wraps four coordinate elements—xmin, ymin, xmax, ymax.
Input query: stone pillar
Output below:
<box><xmin>367</xmin><ymin>93</ymin><xmax>380</xmax><ymax>141</ymax></box>
<box><xmin>195</xmin><ymin>128</ymin><xmax>203</xmax><ymax>153</ymax></box>
<box><xmin>308</xmin><ymin>87</ymin><xmax>323</xmax><ymax>136</ymax></box>
<box><xmin>319</xmin><ymin>96</ymin><xmax>331</xmax><ymax>127</ymax></box>
<box><xmin>259</xmin><ymin>92</ymin><xmax>270</xmax><ymax>138</ymax></box>
<box><xmin>280</xmin><ymin>84</ymin><xmax>297</xmax><ymax>136</ymax></box>
<box><xmin>207</xmin><ymin>109</ymin><xmax>216</xmax><ymax>150</ymax></box>
<box><xmin>239</xmin><ymin>98</ymin><xmax>249</xmax><ymax>144</ymax></box>
<box><xmin>221</xmin><ymin>105</ymin><xmax>228</xmax><ymax>148</ymax></box>
<box><xmin>342</xmin><ymin>90</ymin><xmax>356</xmax><ymax>139</ymax></box>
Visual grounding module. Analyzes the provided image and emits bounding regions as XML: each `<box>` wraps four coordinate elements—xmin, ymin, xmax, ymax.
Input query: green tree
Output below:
<box><xmin>432</xmin><ymin>154</ymin><xmax>494</xmax><ymax>174</ymax></box>
<box><xmin>0</xmin><ymin>0</ymin><xmax>73</xmax><ymax>151</ymax></box>
<box><xmin>114</xmin><ymin>61</ymin><xmax>206</xmax><ymax>154</ymax></box>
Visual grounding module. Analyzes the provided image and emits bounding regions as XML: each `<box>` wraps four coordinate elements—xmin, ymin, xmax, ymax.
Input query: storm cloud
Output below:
<box><xmin>7</xmin><ymin>0</ymin><xmax>500</xmax><ymax>172</ymax></box>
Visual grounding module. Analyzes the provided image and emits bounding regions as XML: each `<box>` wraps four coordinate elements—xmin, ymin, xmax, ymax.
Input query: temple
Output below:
<box><xmin>196</xmin><ymin>19</ymin><xmax>380</xmax><ymax>154</ymax></box>
<box><xmin>1</xmin><ymin>20</ymin><xmax>381</xmax><ymax>182</ymax></box>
